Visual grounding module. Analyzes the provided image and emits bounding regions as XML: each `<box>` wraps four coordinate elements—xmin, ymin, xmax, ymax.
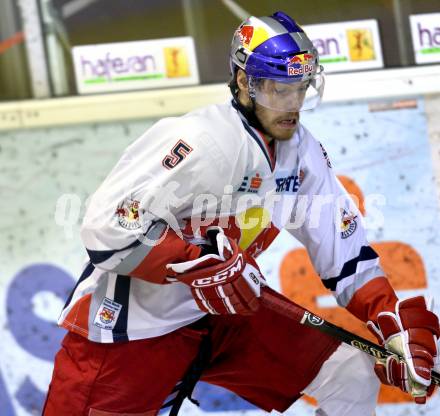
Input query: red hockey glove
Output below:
<box><xmin>166</xmin><ymin>228</ymin><xmax>263</xmax><ymax>315</ymax></box>
<box><xmin>367</xmin><ymin>296</ymin><xmax>440</xmax><ymax>403</ymax></box>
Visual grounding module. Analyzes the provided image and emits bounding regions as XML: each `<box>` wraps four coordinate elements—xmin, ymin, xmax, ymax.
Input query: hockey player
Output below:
<box><xmin>43</xmin><ymin>11</ymin><xmax>439</xmax><ymax>416</ymax></box>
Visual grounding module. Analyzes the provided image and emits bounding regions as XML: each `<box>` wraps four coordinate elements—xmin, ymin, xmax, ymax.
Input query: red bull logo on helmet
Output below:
<box><xmin>237</xmin><ymin>25</ymin><xmax>254</xmax><ymax>48</ymax></box>
<box><xmin>287</xmin><ymin>52</ymin><xmax>315</xmax><ymax>76</ymax></box>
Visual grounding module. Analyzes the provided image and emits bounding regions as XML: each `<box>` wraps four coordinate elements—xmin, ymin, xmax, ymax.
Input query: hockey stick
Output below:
<box><xmin>261</xmin><ymin>288</ymin><xmax>440</xmax><ymax>386</ymax></box>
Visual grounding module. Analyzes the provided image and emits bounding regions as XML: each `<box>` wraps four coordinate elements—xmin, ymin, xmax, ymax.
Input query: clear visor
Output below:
<box><xmin>249</xmin><ymin>66</ymin><xmax>325</xmax><ymax>112</ymax></box>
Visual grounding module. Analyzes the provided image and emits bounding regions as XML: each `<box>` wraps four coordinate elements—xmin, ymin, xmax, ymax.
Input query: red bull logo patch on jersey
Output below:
<box><xmin>116</xmin><ymin>199</ymin><xmax>141</xmax><ymax>230</ymax></box>
<box><xmin>340</xmin><ymin>208</ymin><xmax>358</xmax><ymax>239</ymax></box>
<box><xmin>99</xmin><ymin>307</ymin><xmax>115</xmax><ymax>324</ymax></box>
<box><xmin>94</xmin><ymin>297</ymin><xmax>123</xmax><ymax>330</ymax></box>
<box><xmin>287</xmin><ymin>52</ymin><xmax>315</xmax><ymax>76</ymax></box>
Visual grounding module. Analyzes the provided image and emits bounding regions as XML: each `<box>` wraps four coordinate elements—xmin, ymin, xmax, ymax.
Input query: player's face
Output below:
<box><xmin>236</xmin><ymin>70</ymin><xmax>299</xmax><ymax>141</ymax></box>
<box><xmin>254</xmin><ymin>103</ymin><xmax>299</xmax><ymax>141</ymax></box>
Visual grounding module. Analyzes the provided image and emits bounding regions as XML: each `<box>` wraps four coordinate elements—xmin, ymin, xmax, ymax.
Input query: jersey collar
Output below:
<box><xmin>231</xmin><ymin>99</ymin><xmax>276</xmax><ymax>171</ymax></box>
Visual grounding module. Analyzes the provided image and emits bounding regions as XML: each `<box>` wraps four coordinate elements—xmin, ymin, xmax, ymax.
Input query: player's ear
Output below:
<box><xmin>236</xmin><ymin>69</ymin><xmax>248</xmax><ymax>92</ymax></box>
<box><xmin>236</xmin><ymin>69</ymin><xmax>251</xmax><ymax>106</ymax></box>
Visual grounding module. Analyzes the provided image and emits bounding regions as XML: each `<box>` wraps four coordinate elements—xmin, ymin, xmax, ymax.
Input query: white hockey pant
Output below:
<box><xmin>302</xmin><ymin>343</ymin><xmax>380</xmax><ymax>416</ymax></box>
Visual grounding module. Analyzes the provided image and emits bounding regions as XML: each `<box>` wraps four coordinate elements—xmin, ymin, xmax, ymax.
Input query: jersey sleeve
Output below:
<box><xmin>287</xmin><ymin>126</ymin><xmax>394</xmax><ymax>315</ymax></box>
<box><xmin>80</xmin><ymin>115</ymin><xmax>245</xmax><ymax>284</ymax></box>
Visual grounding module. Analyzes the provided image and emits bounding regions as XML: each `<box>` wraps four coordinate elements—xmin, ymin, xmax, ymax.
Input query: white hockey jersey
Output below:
<box><xmin>59</xmin><ymin>100</ymin><xmax>384</xmax><ymax>343</ymax></box>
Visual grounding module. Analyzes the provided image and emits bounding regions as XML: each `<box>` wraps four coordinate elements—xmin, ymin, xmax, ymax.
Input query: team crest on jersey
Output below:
<box><xmin>238</xmin><ymin>172</ymin><xmax>263</xmax><ymax>193</ymax></box>
<box><xmin>116</xmin><ymin>198</ymin><xmax>141</xmax><ymax>230</ymax></box>
<box><xmin>340</xmin><ymin>208</ymin><xmax>357</xmax><ymax>239</ymax></box>
<box><xmin>94</xmin><ymin>297</ymin><xmax>123</xmax><ymax>330</ymax></box>
<box><xmin>99</xmin><ymin>307</ymin><xmax>115</xmax><ymax>324</ymax></box>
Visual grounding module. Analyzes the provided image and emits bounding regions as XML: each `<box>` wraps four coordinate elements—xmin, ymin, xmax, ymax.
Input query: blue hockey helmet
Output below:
<box><xmin>230</xmin><ymin>11</ymin><xmax>324</xmax><ymax>112</ymax></box>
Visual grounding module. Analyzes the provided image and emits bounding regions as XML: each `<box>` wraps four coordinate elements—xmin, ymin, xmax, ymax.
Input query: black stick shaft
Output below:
<box><xmin>261</xmin><ymin>290</ymin><xmax>440</xmax><ymax>386</ymax></box>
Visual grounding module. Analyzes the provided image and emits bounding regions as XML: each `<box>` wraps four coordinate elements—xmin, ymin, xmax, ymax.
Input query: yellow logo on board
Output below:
<box><xmin>346</xmin><ymin>29</ymin><xmax>376</xmax><ymax>61</ymax></box>
<box><xmin>164</xmin><ymin>47</ymin><xmax>190</xmax><ymax>78</ymax></box>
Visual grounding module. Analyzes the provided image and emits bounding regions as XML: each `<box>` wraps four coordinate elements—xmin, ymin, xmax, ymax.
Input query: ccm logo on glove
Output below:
<box><xmin>167</xmin><ymin>228</ymin><xmax>263</xmax><ymax>315</ymax></box>
<box><xmin>191</xmin><ymin>254</ymin><xmax>244</xmax><ymax>287</ymax></box>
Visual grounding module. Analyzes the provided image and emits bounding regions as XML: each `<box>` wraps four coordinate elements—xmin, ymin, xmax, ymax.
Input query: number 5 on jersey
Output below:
<box><xmin>162</xmin><ymin>140</ymin><xmax>193</xmax><ymax>169</ymax></box>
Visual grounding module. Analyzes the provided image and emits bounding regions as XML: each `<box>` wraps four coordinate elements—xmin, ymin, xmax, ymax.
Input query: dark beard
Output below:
<box><xmin>231</xmin><ymin>98</ymin><xmax>271</xmax><ymax>136</ymax></box>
